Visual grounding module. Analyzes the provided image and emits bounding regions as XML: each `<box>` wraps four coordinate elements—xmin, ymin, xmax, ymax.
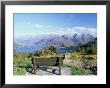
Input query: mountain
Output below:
<box><xmin>75</xmin><ymin>38</ymin><xmax>97</xmax><ymax>54</ymax></box>
<box><xmin>14</xmin><ymin>33</ymin><xmax>96</xmax><ymax>52</ymax></box>
<box><xmin>33</xmin><ymin>33</ymin><xmax>96</xmax><ymax>48</ymax></box>
<box><xmin>79</xmin><ymin>38</ymin><xmax>97</xmax><ymax>48</ymax></box>
<box><xmin>14</xmin><ymin>42</ymin><xmax>21</xmax><ymax>48</ymax></box>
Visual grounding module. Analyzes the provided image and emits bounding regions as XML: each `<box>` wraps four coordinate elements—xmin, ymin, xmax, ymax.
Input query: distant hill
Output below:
<box><xmin>14</xmin><ymin>42</ymin><xmax>21</xmax><ymax>48</ymax></box>
<box><xmin>75</xmin><ymin>38</ymin><xmax>97</xmax><ymax>54</ymax></box>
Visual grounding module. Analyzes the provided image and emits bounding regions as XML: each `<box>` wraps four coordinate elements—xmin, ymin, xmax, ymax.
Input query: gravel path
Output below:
<box><xmin>26</xmin><ymin>66</ymin><xmax>72</xmax><ymax>76</ymax></box>
<box><xmin>26</xmin><ymin>59</ymin><xmax>82</xmax><ymax>76</ymax></box>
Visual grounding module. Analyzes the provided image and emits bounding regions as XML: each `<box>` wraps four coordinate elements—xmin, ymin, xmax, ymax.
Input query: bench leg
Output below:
<box><xmin>59</xmin><ymin>66</ymin><xmax>61</xmax><ymax>75</ymax></box>
<box><xmin>59</xmin><ymin>58</ymin><xmax>61</xmax><ymax>75</ymax></box>
<box><xmin>34</xmin><ymin>65</ymin><xmax>36</xmax><ymax>74</ymax></box>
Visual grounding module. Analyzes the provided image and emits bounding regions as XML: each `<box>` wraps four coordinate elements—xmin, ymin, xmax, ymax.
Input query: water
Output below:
<box><xmin>16</xmin><ymin>47</ymin><xmax>41</xmax><ymax>52</ymax></box>
<box><xmin>58</xmin><ymin>47</ymin><xmax>68</xmax><ymax>53</ymax></box>
<box><xmin>16</xmin><ymin>46</ymin><xmax>68</xmax><ymax>53</ymax></box>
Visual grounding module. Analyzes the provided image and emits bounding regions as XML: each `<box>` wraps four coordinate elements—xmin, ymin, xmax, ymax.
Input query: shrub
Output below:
<box><xmin>19</xmin><ymin>60</ymin><xmax>32</xmax><ymax>68</ymax></box>
<box><xmin>48</xmin><ymin>46</ymin><xmax>57</xmax><ymax>53</ymax></box>
<box><xmin>63</xmin><ymin>64</ymin><xmax>89</xmax><ymax>75</ymax></box>
<box><xmin>13</xmin><ymin>59</ymin><xmax>32</xmax><ymax>75</ymax></box>
<box><xmin>72</xmin><ymin>67</ymin><xmax>88</xmax><ymax>75</ymax></box>
<box><xmin>13</xmin><ymin>65</ymin><xmax>27</xmax><ymax>75</ymax></box>
<box><xmin>81</xmin><ymin>59</ymin><xmax>97</xmax><ymax>69</ymax></box>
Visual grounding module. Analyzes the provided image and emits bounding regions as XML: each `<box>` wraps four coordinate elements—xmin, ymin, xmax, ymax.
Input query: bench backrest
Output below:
<box><xmin>32</xmin><ymin>57</ymin><xmax>63</xmax><ymax>66</ymax></box>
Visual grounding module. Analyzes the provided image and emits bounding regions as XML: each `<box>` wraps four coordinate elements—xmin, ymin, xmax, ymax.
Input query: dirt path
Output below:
<box><xmin>26</xmin><ymin>58</ymin><xmax>83</xmax><ymax>76</ymax></box>
<box><xmin>63</xmin><ymin>59</ymin><xmax>83</xmax><ymax>67</ymax></box>
<box><xmin>26</xmin><ymin>66</ymin><xmax>72</xmax><ymax>76</ymax></box>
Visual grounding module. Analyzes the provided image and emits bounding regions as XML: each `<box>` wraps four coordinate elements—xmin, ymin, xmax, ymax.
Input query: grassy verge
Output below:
<box><xmin>63</xmin><ymin>64</ymin><xmax>89</xmax><ymax>75</ymax></box>
<box><xmin>13</xmin><ymin>58</ymin><xmax>33</xmax><ymax>75</ymax></box>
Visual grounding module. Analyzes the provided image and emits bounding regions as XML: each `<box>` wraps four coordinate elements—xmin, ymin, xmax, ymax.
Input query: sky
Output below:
<box><xmin>14</xmin><ymin>13</ymin><xmax>97</xmax><ymax>37</ymax></box>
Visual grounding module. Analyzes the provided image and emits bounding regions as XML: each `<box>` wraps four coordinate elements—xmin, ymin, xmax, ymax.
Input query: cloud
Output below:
<box><xmin>14</xmin><ymin>33</ymin><xmax>38</xmax><ymax>38</ymax></box>
<box><xmin>35</xmin><ymin>24</ymin><xmax>45</xmax><ymax>28</ymax></box>
<box><xmin>26</xmin><ymin>21</ymin><xmax>52</xmax><ymax>28</ymax></box>
<box><xmin>55</xmin><ymin>27</ymin><xmax>97</xmax><ymax>37</ymax></box>
<box><xmin>35</xmin><ymin>24</ymin><xmax>51</xmax><ymax>28</ymax></box>
<box><xmin>73</xmin><ymin>27</ymin><xmax>87</xmax><ymax>30</ymax></box>
<box><xmin>74</xmin><ymin>27</ymin><xmax>96</xmax><ymax>35</ymax></box>
<box><xmin>40</xmin><ymin>26</ymin><xmax>96</xmax><ymax>37</ymax></box>
<box><xmin>15</xmin><ymin>26</ymin><xmax>97</xmax><ymax>37</ymax></box>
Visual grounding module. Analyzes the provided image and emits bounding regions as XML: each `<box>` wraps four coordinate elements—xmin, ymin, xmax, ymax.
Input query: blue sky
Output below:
<box><xmin>14</xmin><ymin>13</ymin><xmax>97</xmax><ymax>36</ymax></box>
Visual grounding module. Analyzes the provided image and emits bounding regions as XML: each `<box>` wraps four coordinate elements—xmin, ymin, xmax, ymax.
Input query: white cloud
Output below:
<box><xmin>15</xmin><ymin>26</ymin><xmax>97</xmax><ymax>37</ymax></box>
<box><xmin>14</xmin><ymin>33</ymin><xmax>38</xmax><ymax>38</ymax></box>
<box><xmin>26</xmin><ymin>21</ymin><xmax>52</xmax><ymax>28</ymax></box>
<box><xmin>56</xmin><ymin>26</ymin><xmax>97</xmax><ymax>37</ymax></box>
<box><xmin>73</xmin><ymin>27</ymin><xmax>87</xmax><ymax>30</ymax></box>
<box><xmin>39</xmin><ymin>26</ymin><xmax>96</xmax><ymax>37</ymax></box>
<box><xmin>35</xmin><ymin>24</ymin><xmax>44</xmax><ymax>28</ymax></box>
<box><xmin>35</xmin><ymin>24</ymin><xmax>51</xmax><ymax>28</ymax></box>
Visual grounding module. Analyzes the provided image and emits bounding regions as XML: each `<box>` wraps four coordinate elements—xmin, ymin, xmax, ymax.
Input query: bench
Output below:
<box><xmin>31</xmin><ymin>56</ymin><xmax>63</xmax><ymax>75</ymax></box>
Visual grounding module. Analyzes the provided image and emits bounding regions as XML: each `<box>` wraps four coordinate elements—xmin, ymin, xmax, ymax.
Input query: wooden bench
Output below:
<box><xmin>31</xmin><ymin>56</ymin><xmax>63</xmax><ymax>75</ymax></box>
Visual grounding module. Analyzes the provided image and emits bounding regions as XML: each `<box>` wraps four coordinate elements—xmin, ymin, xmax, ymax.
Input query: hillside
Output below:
<box><xmin>76</xmin><ymin>38</ymin><xmax>97</xmax><ymax>54</ymax></box>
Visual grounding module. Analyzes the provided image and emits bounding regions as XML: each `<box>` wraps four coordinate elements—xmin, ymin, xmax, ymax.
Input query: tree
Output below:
<box><xmin>86</xmin><ymin>49</ymin><xmax>93</xmax><ymax>55</ymax></box>
<box><xmin>28</xmin><ymin>53</ymin><xmax>34</xmax><ymax>58</ymax></box>
<box><xmin>81</xmin><ymin>47</ymin><xmax>85</xmax><ymax>53</ymax></box>
<box><xmin>48</xmin><ymin>46</ymin><xmax>57</xmax><ymax>53</ymax></box>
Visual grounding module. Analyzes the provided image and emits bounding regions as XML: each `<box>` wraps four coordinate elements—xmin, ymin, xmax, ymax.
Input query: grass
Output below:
<box><xmin>70</xmin><ymin>52</ymin><xmax>97</xmax><ymax>60</ymax></box>
<box><xmin>63</xmin><ymin>52</ymin><xmax>97</xmax><ymax>75</ymax></box>
<box><xmin>13</xmin><ymin>58</ymin><xmax>33</xmax><ymax>75</ymax></box>
<box><xmin>33</xmin><ymin>54</ymin><xmax>64</xmax><ymax>58</ymax></box>
<box><xmin>63</xmin><ymin>64</ymin><xmax>89</xmax><ymax>75</ymax></box>
<box><xmin>13</xmin><ymin>64</ymin><xmax>27</xmax><ymax>75</ymax></box>
<box><xmin>13</xmin><ymin>51</ymin><xmax>97</xmax><ymax>75</ymax></box>
<box><xmin>71</xmin><ymin>66</ymin><xmax>89</xmax><ymax>75</ymax></box>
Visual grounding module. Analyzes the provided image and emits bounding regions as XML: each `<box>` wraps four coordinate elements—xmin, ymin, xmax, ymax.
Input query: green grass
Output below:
<box><xmin>71</xmin><ymin>66</ymin><xmax>88</xmax><ymax>75</ymax></box>
<box><xmin>13</xmin><ymin>58</ymin><xmax>33</xmax><ymax>75</ymax></box>
<box><xmin>63</xmin><ymin>64</ymin><xmax>89</xmax><ymax>75</ymax></box>
<box><xmin>13</xmin><ymin>64</ymin><xmax>27</xmax><ymax>75</ymax></box>
<box><xmin>71</xmin><ymin>57</ymin><xmax>81</xmax><ymax>61</ymax></box>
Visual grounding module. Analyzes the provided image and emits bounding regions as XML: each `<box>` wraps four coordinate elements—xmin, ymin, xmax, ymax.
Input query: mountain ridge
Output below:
<box><xmin>14</xmin><ymin>33</ymin><xmax>96</xmax><ymax>52</ymax></box>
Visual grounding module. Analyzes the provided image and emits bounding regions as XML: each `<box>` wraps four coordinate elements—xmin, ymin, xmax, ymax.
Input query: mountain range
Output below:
<box><xmin>14</xmin><ymin>33</ymin><xmax>96</xmax><ymax>52</ymax></box>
